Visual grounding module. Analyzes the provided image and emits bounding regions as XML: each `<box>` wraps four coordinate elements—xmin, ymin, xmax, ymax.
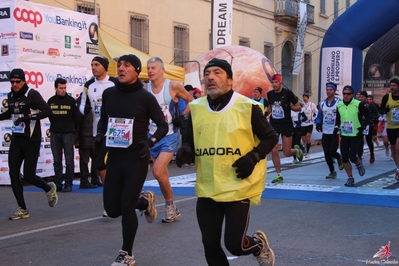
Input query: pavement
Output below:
<box><xmin>0</xmin><ymin>144</ymin><xmax>398</xmax><ymax>266</ymax></box>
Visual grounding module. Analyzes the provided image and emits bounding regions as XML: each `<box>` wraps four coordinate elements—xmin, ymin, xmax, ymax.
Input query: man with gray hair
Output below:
<box><xmin>146</xmin><ymin>56</ymin><xmax>193</xmax><ymax>223</ymax></box>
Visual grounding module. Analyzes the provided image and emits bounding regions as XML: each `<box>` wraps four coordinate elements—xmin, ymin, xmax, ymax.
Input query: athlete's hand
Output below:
<box><xmin>138</xmin><ymin>139</ymin><xmax>154</xmax><ymax>158</ymax></box>
<box><xmin>357</xmin><ymin>127</ymin><xmax>365</xmax><ymax>137</ymax></box>
<box><xmin>232</xmin><ymin>151</ymin><xmax>259</xmax><ymax>179</ymax></box>
<box><xmin>176</xmin><ymin>146</ymin><xmax>193</xmax><ymax>167</ymax></box>
<box><xmin>172</xmin><ymin>115</ymin><xmax>185</xmax><ymax>128</ymax></box>
<box><xmin>14</xmin><ymin>115</ymin><xmax>30</xmax><ymax>126</ymax></box>
<box><xmin>333</xmin><ymin>126</ymin><xmax>340</xmax><ymax>135</ymax></box>
<box><xmin>92</xmin><ymin>134</ymin><xmax>103</xmax><ymax>155</ymax></box>
<box><xmin>316</xmin><ymin>123</ymin><xmax>322</xmax><ymax>132</ymax></box>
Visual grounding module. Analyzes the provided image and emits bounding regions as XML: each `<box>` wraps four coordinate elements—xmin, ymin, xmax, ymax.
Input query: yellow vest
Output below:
<box><xmin>337</xmin><ymin>98</ymin><xmax>361</xmax><ymax>137</ymax></box>
<box><xmin>386</xmin><ymin>93</ymin><xmax>399</xmax><ymax>129</ymax></box>
<box><xmin>190</xmin><ymin>92</ymin><xmax>266</xmax><ymax>205</ymax></box>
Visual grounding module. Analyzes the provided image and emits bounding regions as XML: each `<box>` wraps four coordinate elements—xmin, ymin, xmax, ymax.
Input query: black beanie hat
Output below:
<box><xmin>204</xmin><ymin>58</ymin><xmax>233</xmax><ymax>79</ymax></box>
<box><xmin>10</xmin><ymin>68</ymin><xmax>25</xmax><ymax>81</ymax></box>
<box><xmin>359</xmin><ymin>91</ymin><xmax>368</xmax><ymax>97</ymax></box>
<box><xmin>92</xmin><ymin>55</ymin><xmax>109</xmax><ymax>71</ymax></box>
<box><xmin>118</xmin><ymin>54</ymin><xmax>141</xmax><ymax>75</ymax></box>
<box><xmin>254</xmin><ymin>87</ymin><xmax>262</xmax><ymax>93</ymax></box>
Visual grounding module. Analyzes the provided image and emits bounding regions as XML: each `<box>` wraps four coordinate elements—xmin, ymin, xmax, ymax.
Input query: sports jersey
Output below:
<box><xmin>316</xmin><ymin>97</ymin><xmax>340</xmax><ymax>134</ymax></box>
<box><xmin>267</xmin><ymin>88</ymin><xmax>298</xmax><ymax>125</ymax></box>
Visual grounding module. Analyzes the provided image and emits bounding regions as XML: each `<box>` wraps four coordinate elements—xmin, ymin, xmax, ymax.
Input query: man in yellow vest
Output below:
<box><xmin>380</xmin><ymin>76</ymin><xmax>399</xmax><ymax>182</ymax></box>
<box><xmin>176</xmin><ymin>58</ymin><xmax>278</xmax><ymax>266</ymax></box>
<box><xmin>335</xmin><ymin>85</ymin><xmax>369</xmax><ymax>186</ymax></box>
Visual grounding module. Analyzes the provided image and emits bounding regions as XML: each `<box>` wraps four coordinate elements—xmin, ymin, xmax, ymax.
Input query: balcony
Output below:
<box><xmin>275</xmin><ymin>0</ymin><xmax>315</xmax><ymax>26</ymax></box>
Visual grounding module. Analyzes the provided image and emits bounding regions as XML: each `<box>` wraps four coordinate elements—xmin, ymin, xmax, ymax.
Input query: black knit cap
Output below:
<box><xmin>342</xmin><ymin>85</ymin><xmax>354</xmax><ymax>94</ymax></box>
<box><xmin>92</xmin><ymin>55</ymin><xmax>109</xmax><ymax>71</ymax></box>
<box><xmin>118</xmin><ymin>54</ymin><xmax>141</xmax><ymax>75</ymax></box>
<box><xmin>10</xmin><ymin>68</ymin><xmax>25</xmax><ymax>81</ymax></box>
<box><xmin>204</xmin><ymin>58</ymin><xmax>233</xmax><ymax>79</ymax></box>
<box><xmin>254</xmin><ymin>87</ymin><xmax>262</xmax><ymax>93</ymax></box>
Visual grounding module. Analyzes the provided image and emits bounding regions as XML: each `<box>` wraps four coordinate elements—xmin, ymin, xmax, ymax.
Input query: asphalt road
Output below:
<box><xmin>0</xmin><ymin>143</ymin><xmax>398</xmax><ymax>266</ymax></box>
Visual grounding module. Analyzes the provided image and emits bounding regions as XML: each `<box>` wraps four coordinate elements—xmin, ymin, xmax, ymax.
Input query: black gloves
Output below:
<box><xmin>93</xmin><ymin>134</ymin><xmax>103</xmax><ymax>155</ymax></box>
<box><xmin>172</xmin><ymin>115</ymin><xmax>185</xmax><ymax>128</ymax></box>
<box><xmin>333</xmin><ymin>126</ymin><xmax>340</xmax><ymax>135</ymax></box>
<box><xmin>232</xmin><ymin>151</ymin><xmax>260</xmax><ymax>179</ymax></box>
<box><xmin>176</xmin><ymin>146</ymin><xmax>193</xmax><ymax>167</ymax></box>
<box><xmin>84</xmin><ymin>104</ymin><xmax>92</xmax><ymax>115</ymax></box>
<box><xmin>316</xmin><ymin>123</ymin><xmax>322</xmax><ymax>132</ymax></box>
<box><xmin>138</xmin><ymin>139</ymin><xmax>154</xmax><ymax>158</ymax></box>
<box><xmin>14</xmin><ymin>115</ymin><xmax>30</xmax><ymax>126</ymax></box>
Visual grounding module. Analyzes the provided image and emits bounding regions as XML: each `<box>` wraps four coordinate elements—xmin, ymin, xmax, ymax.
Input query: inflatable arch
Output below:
<box><xmin>318</xmin><ymin>0</ymin><xmax>399</xmax><ymax>101</ymax></box>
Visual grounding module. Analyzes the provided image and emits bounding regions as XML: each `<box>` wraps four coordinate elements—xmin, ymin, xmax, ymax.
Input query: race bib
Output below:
<box><xmin>391</xmin><ymin>108</ymin><xmax>399</xmax><ymax>121</ymax></box>
<box><xmin>11</xmin><ymin>114</ymin><xmax>25</xmax><ymax>133</ymax></box>
<box><xmin>106</xmin><ymin>117</ymin><xmax>134</xmax><ymax>148</ymax></box>
<box><xmin>341</xmin><ymin>121</ymin><xmax>354</xmax><ymax>135</ymax></box>
<box><xmin>363</xmin><ymin>125</ymin><xmax>369</xmax><ymax>135</ymax></box>
<box><xmin>94</xmin><ymin>98</ymin><xmax>102</xmax><ymax>118</ymax></box>
<box><xmin>272</xmin><ymin>105</ymin><xmax>284</xmax><ymax>119</ymax></box>
<box><xmin>324</xmin><ymin>113</ymin><xmax>335</xmax><ymax>125</ymax></box>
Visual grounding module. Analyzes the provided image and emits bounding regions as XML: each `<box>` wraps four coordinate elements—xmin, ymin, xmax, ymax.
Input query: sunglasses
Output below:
<box><xmin>342</xmin><ymin>92</ymin><xmax>352</xmax><ymax>95</ymax></box>
<box><xmin>10</xmin><ymin>80</ymin><xmax>22</xmax><ymax>84</ymax></box>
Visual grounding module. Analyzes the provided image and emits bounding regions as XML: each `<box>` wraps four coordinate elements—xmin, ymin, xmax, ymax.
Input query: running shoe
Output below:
<box><xmin>344</xmin><ymin>177</ymin><xmax>355</xmax><ymax>186</ymax></box>
<box><xmin>9</xmin><ymin>207</ymin><xmax>29</xmax><ymax>220</ymax></box>
<box><xmin>102</xmin><ymin>210</ymin><xmax>108</xmax><ymax>217</ymax></box>
<box><xmin>46</xmin><ymin>182</ymin><xmax>58</xmax><ymax>207</ymax></box>
<box><xmin>369</xmin><ymin>154</ymin><xmax>375</xmax><ymax>164</ymax></box>
<box><xmin>325</xmin><ymin>171</ymin><xmax>337</xmax><ymax>179</ymax></box>
<box><xmin>294</xmin><ymin>145</ymin><xmax>303</xmax><ymax>162</ymax></box>
<box><xmin>292</xmin><ymin>158</ymin><xmax>299</xmax><ymax>164</ymax></box>
<box><xmin>395</xmin><ymin>171</ymin><xmax>399</xmax><ymax>183</ymax></box>
<box><xmin>386</xmin><ymin>147</ymin><xmax>390</xmax><ymax>157</ymax></box>
<box><xmin>337</xmin><ymin>154</ymin><xmax>344</xmax><ymax>170</ymax></box>
<box><xmin>162</xmin><ymin>202</ymin><xmax>181</xmax><ymax>223</ymax></box>
<box><xmin>271</xmin><ymin>174</ymin><xmax>283</xmax><ymax>184</ymax></box>
<box><xmin>111</xmin><ymin>250</ymin><xmax>135</xmax><ymax>266</ymax></box>
<box><xmin>304</xmin><ymin>153</ymin><xmax>310</xmax><ymax>158</ymax></box>
<box><xmin>253</xmin><ymin>230</ymin><xmax>275</xmax><ymax>266</ymax></box>
<box><xmin>141</xmin><ymin>190</ymin><xmax>157</xmax><ymax>223</ymax></box>
<box><xmin>356</xmin><ymin>161</ymin><xmax>365</xmax><ymax>176</ymax></box>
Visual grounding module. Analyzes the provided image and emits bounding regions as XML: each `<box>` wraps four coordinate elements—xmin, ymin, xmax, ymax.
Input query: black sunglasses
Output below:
<box><xmin>10</xmin><ymin>80</ymin><xmax>22</xmax><ymax>84</ymax></box>
<box><xmin>342</xmin><ymin>92</ymin><xmax>352</xmax><ymax>95</ymax></box>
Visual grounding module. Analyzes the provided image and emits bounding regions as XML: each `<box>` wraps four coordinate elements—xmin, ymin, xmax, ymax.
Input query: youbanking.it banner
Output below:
<box><xmin>0</xmin><ymin>0</ymin><xmax>97</xmax><ymax>184</ymax></box>
<box><xmin>211</xmin><ymin>0</ymin><xmax>233</xmax><ymax>49</ymax></box>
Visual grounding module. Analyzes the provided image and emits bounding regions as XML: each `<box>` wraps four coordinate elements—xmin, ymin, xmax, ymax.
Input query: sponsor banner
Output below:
<box><xmin>212</xmin><ymin>0</ymin><xmax>233</xmax><ymax>49</ymax></box>
<box><xmin>0</xmin><ymin>1</ymin><xmax>16</xmax><ymax>64</ymax></box>
<box><xmin>320</xmin><ymin>47</ymin><xmax>352</xmax><ymax>100</ymax></box>
<box><xmin>292</xmin><ymin>2</ymin><xmax>307</xmax><ymax>75</ymax></box>
<box><xmin>11</xmin><ymin>62</ymin><xmax>92</xmax><ymax>100</ymax></box>
<box><xmin>13</xmin><ymin>0</ymin><xmax>98</xmax><ymax>67</ymax></box>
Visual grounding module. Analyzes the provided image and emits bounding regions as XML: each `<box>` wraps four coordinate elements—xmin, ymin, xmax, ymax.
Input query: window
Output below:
<box><xmin>304</xmin><ymin>53</ymin><xmax>312</xmax><ymax>94</ymax></box>
<box><xmin>239</xmin><ymin>37</ymin><xmax>250</xmax><ymax>48</ymax></box>
<box><xmin>346</xmin><ymin>0</ymin><xmax>351</xmax><ymax>10</ymax></box>
<box><xmin>320</xmin><ymin>0</ymin><xmax>325</xmax><ymax>15</ymax></box>
<box><xmin>174</xmin><ymin>24</ymin><xmax>189</xmax><ymax>67</ymax></box>
<box><xmin>130</xmin><ymin>15</ymin><xmax>149</xmax><ymax>53</ymax></box>
<box><xmin>303</xmin><ymin>0</ymin><xmax>310</xmax><ymax>4</ymax></box>
<box><xmin>264</xmin><ymin>43</ymin><xmax>274</xmax><ymax>63</ymax></box>
<box><xmin>77</xmin><ymin>3</ymin><xmax>99</xmax><ymax>25</ymax></box>
<box><xmin>334</xmin><ymin>0</ymin><xmax>339</xmax><ymax>19</ymax></box>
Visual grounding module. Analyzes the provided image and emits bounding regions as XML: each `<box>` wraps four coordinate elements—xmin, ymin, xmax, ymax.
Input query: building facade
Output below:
<box><xmin>31</xmin><ymin>0</ymin><xmax>356</xmax><ymax>102</ymax></box>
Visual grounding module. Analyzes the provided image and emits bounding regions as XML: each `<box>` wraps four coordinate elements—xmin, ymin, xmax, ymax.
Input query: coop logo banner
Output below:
<box><xmin>25</xmin><ymin>71</ymin><xmax>44</xmax><ymax>88</ymax></box>
<box><xmin>43</xmin><ymin>13</ymin><xmax>87</xmax><ymax>31</ymax></box>
<box><xmin>14</xmin><ymin>7</ymin><xmax>43</xmax><ymax>27</ymax></box>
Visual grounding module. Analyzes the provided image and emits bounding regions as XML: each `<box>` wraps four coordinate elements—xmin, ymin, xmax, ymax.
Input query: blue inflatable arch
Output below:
<box><xmin>318</xmin><ymin>0</ymin><xmax>399</xmax><ymax>101</ymax></box>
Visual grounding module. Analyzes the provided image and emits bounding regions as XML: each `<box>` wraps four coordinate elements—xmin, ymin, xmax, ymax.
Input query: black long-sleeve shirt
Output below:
<box><xmin>47</xmin><ymin>94</ymin><xmax>80</xmax><ymax>133</ymax></box>
<box><xmin>182</xmin><ymin>89</ymin><xmax>278</xmax><ymax>160</ymax></box>
<box><xmin>0</xmin><ymin>84</ymin><xmax>52</xmax><ymax>141</ymax></box>
<box><xmin>97</xmin><ymin>80</ymin><xmax>168</xmax><ymax>150</ymax></box>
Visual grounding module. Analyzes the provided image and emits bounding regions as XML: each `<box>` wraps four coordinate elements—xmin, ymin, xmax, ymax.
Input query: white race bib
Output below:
<box><xmin>105</xmin><ymin>117</ymin><xmax>134</xmax><ymax>148</ymax></box>
<box><xmin>11</xmin><ymin>114</ymin><xmax>25</xmax><ymax>133</ymax></box>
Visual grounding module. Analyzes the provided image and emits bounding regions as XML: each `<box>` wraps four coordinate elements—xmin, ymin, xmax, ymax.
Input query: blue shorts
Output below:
<box><xmin>149</xmin><ymin>131</ymin><xmax>180</xmax><ymax>159</ymax></box>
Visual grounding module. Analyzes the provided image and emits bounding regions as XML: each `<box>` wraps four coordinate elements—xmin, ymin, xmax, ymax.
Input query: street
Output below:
<box><xmin>0</xmin><ymin>145</ymin><xmax>398</xmax><ymax>265</ymax></box>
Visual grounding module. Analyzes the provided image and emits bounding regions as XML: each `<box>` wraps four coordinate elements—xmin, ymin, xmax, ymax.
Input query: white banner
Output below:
<box><xmin>0</xmin><ymin>0</ymin><xmax>97</xmax><ymax>184</ymax></box>
<box><xmin>212</xmin><ymin>0</ymin><xmax>233</xmax><ymax>49</ymax></box>
<box><xmin>292</xmin><ymin>2</ymin><xmax>307</xmax><ymax>75</ymax></box>
<box><xmin>320</xmin><ymin>47</ymin><xmax>353</xmax><ymax>100</ymax></box>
